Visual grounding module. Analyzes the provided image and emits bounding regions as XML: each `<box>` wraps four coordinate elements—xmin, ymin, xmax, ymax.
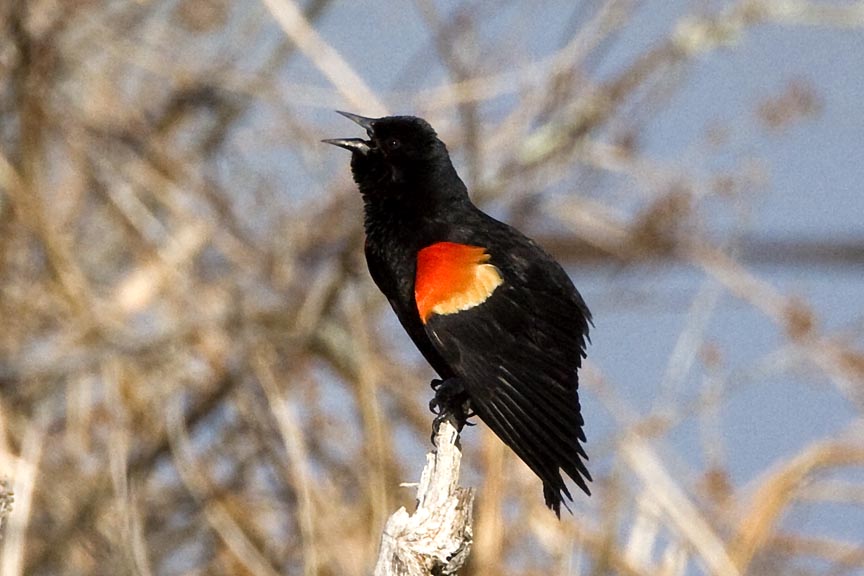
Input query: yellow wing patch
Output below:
<box><xmin>415</xmin><ymin>242</ymin><xmax>504</xmax><ymax>323</ymax></box>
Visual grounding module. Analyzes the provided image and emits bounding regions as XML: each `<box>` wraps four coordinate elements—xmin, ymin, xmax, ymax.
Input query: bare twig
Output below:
<box><xmin>0</xmin><ymin>478</ymin><xmax>13</xmax><ymax>541</ymax></box>
<box><xmin>373</xmin><ymin>416</ymin><xmax>474</xmax><ymax>576</ymax></box>
<box><xmin>0</xmin><ymin>421</ymin><xmax>46</xmax><ymax>576</ymax></box>
<box><xmin>260</xmin><ymin>0</ymin><xmax>388</xmax><ymax>115</ymax></box>
<box><xmin>621</xmin><ymin>436</ymin><xmax>741</xmax><ymax>576</ymax></box>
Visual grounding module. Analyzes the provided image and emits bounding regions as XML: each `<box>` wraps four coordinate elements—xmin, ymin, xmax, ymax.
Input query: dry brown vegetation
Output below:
<box><xmin>1</xmin><ymin>1</ymin><xmax>863</xmax><ymax>575</ymax></box>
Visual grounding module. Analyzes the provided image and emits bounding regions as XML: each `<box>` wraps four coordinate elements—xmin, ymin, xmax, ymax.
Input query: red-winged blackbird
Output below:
<box><xmin>324</xmin><ymin>112</ymin><xmax>592</xmax><ymax>515</ymax></box>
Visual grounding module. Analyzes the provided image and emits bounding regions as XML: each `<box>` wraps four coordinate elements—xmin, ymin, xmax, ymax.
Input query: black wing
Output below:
<box><xmin>423</xmin><ymin>233</ymin><xmax>591</xmax><ymax>515</ymax></box>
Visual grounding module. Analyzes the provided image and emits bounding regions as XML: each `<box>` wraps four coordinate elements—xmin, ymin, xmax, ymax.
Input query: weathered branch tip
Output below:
<box><xmin>373</xmin><ymin>414</ymin><xmax>475</xmax><ymax>576</ymax></box>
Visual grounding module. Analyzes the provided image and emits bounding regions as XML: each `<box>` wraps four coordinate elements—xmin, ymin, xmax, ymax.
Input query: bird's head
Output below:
<box><xmin>324</xmin><ymin>112</ymin><xmax>451</xmax><ymax>192</ymax></box>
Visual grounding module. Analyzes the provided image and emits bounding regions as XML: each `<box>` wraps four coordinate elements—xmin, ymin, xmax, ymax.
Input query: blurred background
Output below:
<box><xmin>1</xmin><ymin>0</ymin><xmax>863</xmax><ymax>574</ymax></box>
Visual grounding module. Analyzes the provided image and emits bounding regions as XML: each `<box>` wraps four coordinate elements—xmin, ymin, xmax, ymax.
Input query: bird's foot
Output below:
<box><xmin>429</xmin><ymin>378</ymin><xmax>475</xmax><ymax>443</ymax></box>
<box><xmin>429</xmin><ymin>377</ymin><xmax>467</xmax><ymax>415</ymax></box>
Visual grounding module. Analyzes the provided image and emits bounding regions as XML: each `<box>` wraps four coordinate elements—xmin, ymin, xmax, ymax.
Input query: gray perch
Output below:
<box><xmin>373</xmin><ymin>415</ymin><xmax>474</xmax><ymax>575</ymax></box>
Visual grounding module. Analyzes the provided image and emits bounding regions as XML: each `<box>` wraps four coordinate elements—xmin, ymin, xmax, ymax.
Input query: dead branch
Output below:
<box><xmin>373</xmin><ymin>416</ymin><xmax>474</xmax><ymax>576</ymax></box>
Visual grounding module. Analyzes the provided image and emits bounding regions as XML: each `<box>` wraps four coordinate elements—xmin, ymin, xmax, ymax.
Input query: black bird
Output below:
<box><xmin>324</xmin><ymin>112</ymin><xmax>592</xmax><ymax>515</ymax></box>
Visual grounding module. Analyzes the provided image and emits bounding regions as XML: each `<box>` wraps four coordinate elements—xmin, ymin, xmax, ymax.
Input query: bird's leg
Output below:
<box><xmin>429</xmin><ymin>377</ymin><xmax>474</xmax><ymax>442</ymax></box>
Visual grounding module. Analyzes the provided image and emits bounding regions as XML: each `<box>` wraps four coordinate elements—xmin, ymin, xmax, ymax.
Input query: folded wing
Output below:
<box><xmin>423</xmin><ymin>254</ymin><xmax>591</xmax><ymax>515</ymax></box>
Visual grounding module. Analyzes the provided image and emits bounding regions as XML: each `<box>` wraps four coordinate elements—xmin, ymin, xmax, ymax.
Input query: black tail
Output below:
<box><xmin>470</xmin><ymin>370</ymin><xmax>591</xmax><ymax>517</ymax></box>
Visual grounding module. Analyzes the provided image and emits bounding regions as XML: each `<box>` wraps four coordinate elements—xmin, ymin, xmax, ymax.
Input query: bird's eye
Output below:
<box><xmin>387</xmin><ymin>138</ymin><xmax>401</xmax><ymax>150</ymax></box>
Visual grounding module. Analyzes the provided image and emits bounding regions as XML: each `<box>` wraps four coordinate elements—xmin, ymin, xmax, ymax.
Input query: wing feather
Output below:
<box><xmin>480</xmin><ymin>398</ymin><xmax>572</xmax><ymax>501</ymax></box>
<box><xmin>496</xmin><ymin>381</ymin><xmax>588</xmax><ymax>473</ymax></box>
<box><xmin>425</xmin><ymin>278</ymin><xmax>591</xmax><ymax>515</ymax></box>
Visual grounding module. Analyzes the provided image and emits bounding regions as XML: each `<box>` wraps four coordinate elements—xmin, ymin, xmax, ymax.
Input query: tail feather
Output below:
<box><xmin>471</xmin><ymin>372</ymin><xmax>590</xmax><ymax>515</ymax></box>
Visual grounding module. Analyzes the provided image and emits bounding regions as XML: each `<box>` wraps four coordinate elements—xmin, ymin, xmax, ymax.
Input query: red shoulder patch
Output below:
<box><xmin>415</xmin><ymin>242</ymin><xmax>503</xmax><ymax>323</ymax></box>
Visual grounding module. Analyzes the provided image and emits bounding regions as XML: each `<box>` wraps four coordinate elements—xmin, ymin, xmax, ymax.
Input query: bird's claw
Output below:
<box><xmin>428</xmin><ymin>377</ymin><xmax>475</xmax><ymax>443</ymax></box>
<box><xmin>431</xmin><ymin>411</ymin><xmax>449</xmax><ymax>442</ymax></box>
<box><xmin>429</xmin><ymin>396</ymin><xmax>443</xmax><ymax>415</ymax></box>
<box><xmin>463</xmin><ymin>409</ymin><xmax>477</xmax><ymax>426</ymax></box>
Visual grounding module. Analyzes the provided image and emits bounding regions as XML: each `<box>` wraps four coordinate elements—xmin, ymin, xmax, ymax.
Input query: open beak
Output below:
<box><xmin>321</xmin><ymin>137</ymin><xmax>372</xmax><ymax>155</ymax></box>
<box><xmin>322</xmin><ymin>111</ymin><xmax>377</xmax><ymax>155</ymax></box>
<box><xmin>335</xmin><ymin>110</ymin><xmax>376</xmax><ymax>131</ymax></box>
